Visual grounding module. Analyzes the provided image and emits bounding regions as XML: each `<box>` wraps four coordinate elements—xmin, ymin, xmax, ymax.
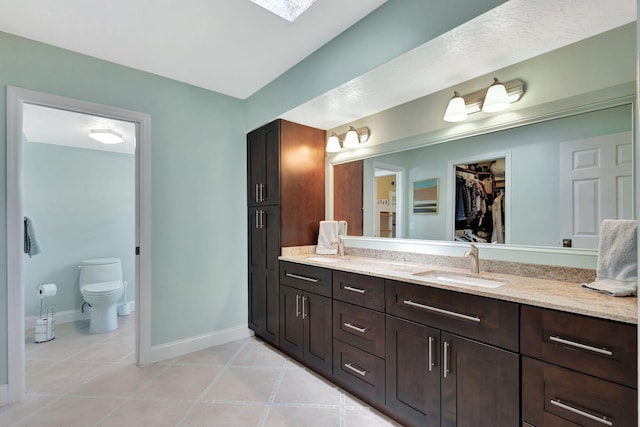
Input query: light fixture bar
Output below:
<box><xmin>325</xmin><ymin>126</ymin><xmax>370</xmax><ymax>152</ymax></box>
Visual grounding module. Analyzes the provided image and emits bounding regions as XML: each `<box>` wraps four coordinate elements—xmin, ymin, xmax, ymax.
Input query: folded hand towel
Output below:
<box><xmin>24</xmin><ymin>216</ymin><xmax>42</xmax><ymax>258</ymax></box>
<box><xmin>316</xmin><ymin>220</ymin><xmax>339</xmax><ymax>255</ymax></box>
<box><xmin>582</xmin><ymin>219</ymin><xmax>637</xmax><ymax>297</ymax></box>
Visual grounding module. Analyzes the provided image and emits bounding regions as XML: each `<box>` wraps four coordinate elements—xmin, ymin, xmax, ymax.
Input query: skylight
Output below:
<box><xmin>250</xmin><ymin>0</ymin><xmax>317</xmax><ymax>22</ymax></box>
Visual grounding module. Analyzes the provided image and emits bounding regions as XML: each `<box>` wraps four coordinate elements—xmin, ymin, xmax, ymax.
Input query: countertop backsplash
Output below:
<box><xmin>282</xmin><ymin>245</ymin><xmax>596</xmax><ymax>284</ymax></box>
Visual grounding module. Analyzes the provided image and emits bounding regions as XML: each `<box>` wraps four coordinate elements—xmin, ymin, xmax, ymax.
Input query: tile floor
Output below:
<box><xmin>1</xmin><ymin>316</ymin><xmax>400</xmax><ymax>426</ymax></box>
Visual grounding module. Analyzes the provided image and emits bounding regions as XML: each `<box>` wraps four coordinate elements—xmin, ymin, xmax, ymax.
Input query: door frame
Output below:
<box><xmin>5</xmin><ymin>86</ymin><xmax>152</xmax><ymax>405</ymax></box>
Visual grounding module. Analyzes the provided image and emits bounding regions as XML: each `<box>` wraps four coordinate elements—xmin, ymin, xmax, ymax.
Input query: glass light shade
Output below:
<box><xmin>326</xmin><ymin>133</ymin><xmax>341</xmax><ymax>152</ymax></box>
<box><xmin>89</xmin><ymin>129</ymin><xmax>124</xmax><ymax>144</ymax></box>
<box><xmin>482</xmin><ymin>78</ymin><xmax>511</xmax><ymax>113</ymax></box>
<box><xmin>443</xmin><ymin>93</ymin><xmax>468</xmax><ymax>122</ymax></box>
<box><xmin>343</xmin><ymin>127</ymin><xmax>360</xmax><ymax>148</ymax></box>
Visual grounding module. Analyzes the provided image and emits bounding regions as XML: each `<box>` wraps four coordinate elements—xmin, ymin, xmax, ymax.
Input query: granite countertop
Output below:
<box><xmin>279</xmin><ymin>253</ymin><xmax>638</xmax><ymax>324</ymax></box>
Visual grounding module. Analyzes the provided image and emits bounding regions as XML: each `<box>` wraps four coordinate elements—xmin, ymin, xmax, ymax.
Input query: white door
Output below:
<box><xmin>559</xmin><ymin>131</ymin><xmax>633</xmax><ymax>249</ymax></box>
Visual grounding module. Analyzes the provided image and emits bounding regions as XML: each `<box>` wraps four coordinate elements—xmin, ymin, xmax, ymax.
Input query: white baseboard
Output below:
<box><xmin>146</xmin><ymin>325</ymin><xmax>254</xmax><ymax>364</ymax></box>
<box><xmin>25</xmin><ymin>301</ymin><xmax>136</xmax><ymax>330</ymax></box>
<box><xmin>0</xmin><ymin>384</ymin><xmax>8</xmax><ymax>407</ymax></box>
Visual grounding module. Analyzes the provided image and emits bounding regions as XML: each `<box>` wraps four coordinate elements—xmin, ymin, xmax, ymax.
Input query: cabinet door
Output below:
<box><xmin>303</xmin><ymin>292</ymin><xmax>333</xmax><ymax>377</ymax></box>
<box><xmin>279</xmin><ymin>285</ymin><xmax>304</xmax><ymax>359</ymax></box>
<box><xmin>247</xmin><ymin>121</ymin><xmax>279</xmax><ymax>206</ymax></box>
<box><xmin>440</xmin><ymin>333</ymin><xmax>519</xmax><ymax>427</ymax></box>
<box><xmin>247</xmin><ymin>206</ymin><xmax>280</xmax><ymax>345</ymax></box>
<box><xmin>385</xmin><ymin>315</ymin><xmax>440</xmax><ymax>427</ymax></box>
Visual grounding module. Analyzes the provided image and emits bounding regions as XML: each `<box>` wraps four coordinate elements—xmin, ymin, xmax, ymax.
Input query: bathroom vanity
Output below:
<box><xmin>268</xmin><ymin>254</ymin><xmax>637</xmax><ymax>427</ymax></box>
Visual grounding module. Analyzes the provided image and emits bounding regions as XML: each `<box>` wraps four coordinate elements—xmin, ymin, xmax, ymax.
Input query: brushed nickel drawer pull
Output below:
<box><xmin>343</xmin><ymin>285</ymin><xmax>367</xmax><ymax>294</ymax></box>
<box><xmin>255</xmin><ymin>184</ymin><xmax>260</xmax><ymax>203</ymax></box>
<box><xmin>286</xmin><ymin>273</ymin><xmax>319</xmax><ymax>283</ymax></box>
<box><xmin>403</xmin><ymin>300</ymin><xmax>481</xmax><ymax>323</ymax></box>
<box><xmin>550</xmin><ymin>399</ymin><xmax>613</xmax><ymax>426</ymax></box>
<box><xmin>428</xmin><ymin>336</ymin><xmax>434</xmax><ymax>372</ymax></box>
<box><xmin>301</xmin><ymin>296</ymin><xmax>307</xmax><ymax>319</ymax></box>
<box><xmin>443</xmin><ymin>341</ymin><xmax>450</xmax><ymax>379</ymax></box>
<box><xmin>295</xmin><ymin>294</ymin><xmax>301</xmax><ymax>318</ymax></box>
<box><xmin>344</xmin><ymin>363</ymin><xmax>367</xmax><ymax>377</ymax></box>
<box><xmin>343</xmin><ymin>322</ymin><xmax>367</xmax><ymax>334</ymax></box>
<box><xmin>549</xmin><ymin>335</ymin><xmax>613</xmax><ymax>356</ymax></box>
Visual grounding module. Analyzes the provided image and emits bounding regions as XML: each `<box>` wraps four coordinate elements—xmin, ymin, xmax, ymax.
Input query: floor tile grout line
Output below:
<box><xmin>340</xmin><ymin>391</ymin><xmax>346</xmax><ymax>427</ymax></box>
<box><xmin>174</xmin><ymin>337</ymin><xmax>254</xmax><ymax>426</ymax></box>
<box><xmin>257</xmin><ymin>360</ymin><xmax>287</xmax><ymax>427</ymax></box>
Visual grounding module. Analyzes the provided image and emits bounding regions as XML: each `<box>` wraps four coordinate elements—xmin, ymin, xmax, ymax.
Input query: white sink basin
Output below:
<box><xmin>412</xmin><ymin>270</ymin><xmax>507</xmax><ymax>288</ymax></box>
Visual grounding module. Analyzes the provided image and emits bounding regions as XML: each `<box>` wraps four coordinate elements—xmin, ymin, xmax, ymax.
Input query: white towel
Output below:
<box><xmin>582</xmin><ymin>219</ymin><xmax>637</xmax><ymax>296</ymax></box>
<box><xmin>316</xmin><ymin>220</ymin><xmax>339</xmax><ymax>255</ymax></box>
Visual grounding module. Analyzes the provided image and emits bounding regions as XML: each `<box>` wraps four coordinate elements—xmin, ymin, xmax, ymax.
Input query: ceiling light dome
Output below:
<box><xmin>89</xmin><ymin>129</ymin><xmax>124</xmax><ymax>144</ymax></box>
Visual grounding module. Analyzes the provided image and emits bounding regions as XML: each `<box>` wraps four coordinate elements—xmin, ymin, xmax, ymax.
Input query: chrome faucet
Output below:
<box><xmin>464</xmin><ymin>244</ymin><xmax>480</xmax><ymax>275</ymax></box>
<box><xmin>337</xmin><ymin>236</ymin><xmax>345</xmax><ymax>257</ymax></box>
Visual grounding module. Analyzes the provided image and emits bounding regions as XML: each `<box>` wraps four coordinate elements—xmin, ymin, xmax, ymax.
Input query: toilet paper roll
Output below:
<box><xmin>38</xmin><ymin>283</ymin><xmax>57</xmax><ymax>298</ymax></box>
<box><xmin>34</xmin><ymin>319</ymin><xmax>47</xmax><ymax>334</ymax></box>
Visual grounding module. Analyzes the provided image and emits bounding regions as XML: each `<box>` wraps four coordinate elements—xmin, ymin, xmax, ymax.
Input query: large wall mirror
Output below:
<box><xmin>329</xmin><ymin>21</ymin><xmax>636</xmax><ymax>259</ymax></box>
<box><xmin>338</xmin><ymin>103</ymin><xmax>633</xmax><ymax>250</ymax></box>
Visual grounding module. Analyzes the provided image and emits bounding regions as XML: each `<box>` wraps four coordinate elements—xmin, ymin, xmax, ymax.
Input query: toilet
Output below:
<box><xmin>78</xmin><ymin>258</ymin><xmax>124</xmax><ymax>334</ymax></box>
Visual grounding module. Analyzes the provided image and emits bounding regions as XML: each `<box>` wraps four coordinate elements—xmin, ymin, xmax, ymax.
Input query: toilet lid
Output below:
<box><xmin>83</xmin><ymin>281</ymin><xmax>123</xmax><ymax>296</ymax></box>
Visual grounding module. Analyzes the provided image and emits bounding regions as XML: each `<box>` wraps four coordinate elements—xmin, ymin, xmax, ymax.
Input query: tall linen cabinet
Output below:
<box><xmin>247</xmin><ymin>119</ymin><xmax>326</xmax><ymax>346</ymax></box>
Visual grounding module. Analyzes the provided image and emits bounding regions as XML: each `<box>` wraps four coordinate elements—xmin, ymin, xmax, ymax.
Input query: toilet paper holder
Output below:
<box><xmin>35</xmin><ymin>283</ymin><xmax>56</xmax><ymax>343</ymax></box>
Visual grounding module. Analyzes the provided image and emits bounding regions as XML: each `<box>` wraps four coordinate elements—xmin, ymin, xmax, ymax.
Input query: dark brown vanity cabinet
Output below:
<box><xmin>279</xmin><ymin>262</ymin><xmax>333</xmax><ymax>377</ymax></box>
<box><xmin>521</xmin><ymin>306</ymin><xmax>638</xmax><ymax>427</ymax></box>
<box><xmin>385</xmin><ymin>280</ymin><xmax>520</xmax><ymax>427</ymax></box>
<box><xmin>331</xmin><ymin>271</ymin><xmax>386</xmax><ymax>405</ymax></box>
<box><xmin>246</xmin><ymin>120</ymin><xmax>325</xmax><ymax>347</ymax></box>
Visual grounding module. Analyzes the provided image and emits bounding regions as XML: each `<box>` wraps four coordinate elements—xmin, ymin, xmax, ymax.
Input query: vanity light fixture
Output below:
<box><xmin>482</xmin><ymin>78</ymin><xmax>511</xmax><ymax>112</ymax></box>
<box><xmin>88</xmin><ymin>129</ymin><xmax>124</xmax><ymax>144</ymax></box>
<box><xmin>326</xmin><ymin>132</ymin><xmax>341</xmax><ymax>152</ymax></box>
<box><xmin>443</xmin><ymin>78</ymin><xmax>525</xmax><ymax>122</ymax></box>
<box><xmin>443</xmin><ymin>92</ymin><xmax>468</xmax><ymax>122</ymax></box>
<box><xmin>325</xmin><ymin>126</ymin><xmax>370</xmax><ymax>152</ymax></box>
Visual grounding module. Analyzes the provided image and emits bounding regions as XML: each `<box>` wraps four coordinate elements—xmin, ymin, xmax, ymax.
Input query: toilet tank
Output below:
<box><xmin>79</xmin><ymin>258</ymin><xmax>123</xmax><ymax>287</ymax></box>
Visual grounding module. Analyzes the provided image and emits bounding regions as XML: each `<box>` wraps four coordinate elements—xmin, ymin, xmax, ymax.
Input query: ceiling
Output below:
<box><xmin>0</xmin><ymin>0</ymin><xmax>387</xmax><ymax>99</ymax></box>
<box><xmin>284</xmin><ymin>0</ymin><xmax>637</xmax><ymax>129</ymax></box>
<box><xmin>22</xmin><ymin>104</ymin><xmax>137</xmax><ymax>154</ymax></box>
<box><xmin>2</xmin><ymin>0</ymin><xmax>636</xmax><ymax>144</ymax></box>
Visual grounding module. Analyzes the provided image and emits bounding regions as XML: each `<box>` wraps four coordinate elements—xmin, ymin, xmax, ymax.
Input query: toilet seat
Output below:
<box><xmin>82</xmin><ymin>281</ymin><xmax>123</xmax><ymax>296</ymax></box>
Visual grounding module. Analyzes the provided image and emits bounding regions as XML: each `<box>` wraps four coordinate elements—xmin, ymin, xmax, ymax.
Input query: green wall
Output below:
<box><xmin>23</xmin><ymin>142</ymin><xmax>135</xmax><ymax>317</ymax></box>
<box><xmin>0</xmin><ymin>31</ymin><xmax>246</xmax><ymax>382</ymax></box>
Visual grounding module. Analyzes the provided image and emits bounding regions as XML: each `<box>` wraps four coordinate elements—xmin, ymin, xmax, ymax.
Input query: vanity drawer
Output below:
<box><xmin>333</xmin><ymin>270</ymin><xmax>385</xmax><ymax>311</ymax></box>
<box><xmin>333</xmin><ymin>300</ymin><xmax>385</xmax><ymax>357</ymax></box>
<box><xmin>521</xmin><ymin>305</ymin><xmax>637</xmax><ymax>388</ymax></box>
<box><xmin>385</xmin><ymin>280</ymin><xmax>519</xmax><ymax>352</ymax></box>
<box><xmin>333</xmin><ymin>339</ymin><xmax>385</xmax><ymax>405</ymax></box>
<box><xmin>522</xmin><ymin>356</ymin><xmax>637</xmax><ymax>427</ymax></box>
<box><xmin>280</xmin><ymin>261</ymin><xmax>332</xmax><ymax>297</ymax></box>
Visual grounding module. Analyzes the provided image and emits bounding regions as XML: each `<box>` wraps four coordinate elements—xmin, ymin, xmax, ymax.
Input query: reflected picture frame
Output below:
<box><xmin>413</xmin><ymin>178</ymin><xmax>439</xmax><ymax>214</ymax></box>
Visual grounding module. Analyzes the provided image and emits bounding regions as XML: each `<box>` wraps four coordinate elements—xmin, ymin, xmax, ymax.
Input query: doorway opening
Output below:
<box><xmin>373</xmin><ymin>162</ymin><xmax>404</xmax><ymax>238</ymax></box>
<box><xmin>5</xmin><ymin>87</ymin><xmax>152</xmax><ymax>405</ymax></box>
